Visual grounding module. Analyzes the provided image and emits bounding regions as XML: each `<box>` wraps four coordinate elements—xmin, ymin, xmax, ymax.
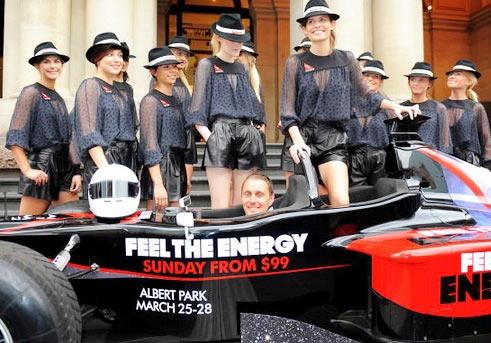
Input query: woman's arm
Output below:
<box><xmin>11</xmin><ymin>145</ymin><xmax>48</xmax><ymax>185</ymax></box>
<box><xmin>380</xmin><ymin>99</ymin><xmax>421</xmax><ymax>120</ymax></box>
<box><xmin>148</xmin><ymin>164</ymin><xmax>168</xmax><ymax>209</ymax></box>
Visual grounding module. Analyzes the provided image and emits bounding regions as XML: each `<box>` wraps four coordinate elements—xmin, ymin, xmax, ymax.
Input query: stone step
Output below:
<box><xmin>0</xmin><ymin>142</ymin><xmax>287</xmax><ymax>213</ymax></box>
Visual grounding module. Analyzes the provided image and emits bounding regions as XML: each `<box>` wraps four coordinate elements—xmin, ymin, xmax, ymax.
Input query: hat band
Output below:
<box><xmin>359</xmin><ymin>55</ymin><xmax>373</xmax><ymax>61</ymax></box>
<box><xmin>453</xmin><ymin>65</ymin><xmax>476</xmax><ymax>73</ymax></box>
<box><xmin>215</xmin><ymin>24</ymin><xmax>245</xmax><ymax>35</ymax></box>
<box><xmin>410</xmin><ymin>68</ymin><xmax>434</xmax><ymax>77</ymax></box>
<box><xmin>362</xmin><ymin>66</ymin><xmax>386</xmax><ymax>77</ymax></box>
<box><xmin>169</xmin><ymin>42</ymin><xmax>191</xmax><ymax>51</ymax></box>
<box><xmin>148</xmin><ymin>55</ymin><xmax>178</xmax><ymax>66</ymax></box>
<box><xmin>241</xmin><ymin>46</ymin><xmax>255</xmax><ymax>54</ymax></box>
<box><xmin>304</xmin><ymin>5</ymin><xmax>335</xmax><ymax>16</ymax></box>
<box><xmin>35</xmin><ymin>48</ymin><xmax>61</xmax><ymax>57</ymax></box>
<box><xmin>96</xmin><ymin>38</ymin><xmax>121</xmax><ymax>46</ymax></box>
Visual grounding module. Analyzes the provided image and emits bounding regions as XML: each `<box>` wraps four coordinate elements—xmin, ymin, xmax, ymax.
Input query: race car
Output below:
<box><xmin>0</xmin><ymin>129</ymin><xmax>490</xmax><ymax>343</ymax></box>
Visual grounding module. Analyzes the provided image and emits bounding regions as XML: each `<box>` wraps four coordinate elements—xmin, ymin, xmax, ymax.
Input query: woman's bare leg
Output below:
<box><xmin>18</xmin><ymin>196</ymin><xmax>50</xmax><ymax>215</ymax></box>
<box><xmin>207</xmin><ymin>167</ymin><xmax>233</xmax><ymax>208</ymax></box>
<box><xmin>231</xmin><ymin>169</ymin><xmax>255</xmax><ymax>206</ymax></box>
<box><xmin>318</xmin><ymin>161</ymin><xmax>349</xmax><ymax>207</ymax></box>
<box><xmin>51</xmin><ymin>191</ymin><xmax>79</xmax><ymax>208</ymax></box>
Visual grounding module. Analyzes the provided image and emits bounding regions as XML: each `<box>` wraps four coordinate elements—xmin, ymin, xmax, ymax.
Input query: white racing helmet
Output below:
<box><xmin>88</xmin><ymin>164</ymin><xmax>140</xmax><ymax>219</ymax></box>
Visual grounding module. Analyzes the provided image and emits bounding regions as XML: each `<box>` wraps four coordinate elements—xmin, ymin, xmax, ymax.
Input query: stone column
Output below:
<box><xmin>69</xmin><ymin>0</ymin><xmax>86</xmax><ymax>99</ymax></box>
<box><xmin>329</xmin><ymin>0</ymin><xmax>372</xmax><ymax>56</ymax></box>
<box><xmin>131</xmin><ymin>0</ymin><xmax>157</xmax><ymax>101</ymax></box>
<box><xmin>3</xmin><ymin>0</ymin><xmax>71</xmax><ymax>97</ymax></box>
<box><xmin>372</xmin><ymin>0</ymin><xmax>424</xmax><ymax>101</ymax></box>
<box><xmin>289</xmin><ymin>0</ymin><xmax>309</xmax><ymax>54</ymax></box>
<box><xmin>85</xmin><ymin>0</ymin><xmax>134</xmax><ymax>76</ymax></box>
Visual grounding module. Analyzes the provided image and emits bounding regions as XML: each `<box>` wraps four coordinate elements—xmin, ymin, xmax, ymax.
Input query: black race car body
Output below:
<box><xmin>0</xmin><ymin>141</ymin><xmax>490</xmax><ymax>342</ymax></box>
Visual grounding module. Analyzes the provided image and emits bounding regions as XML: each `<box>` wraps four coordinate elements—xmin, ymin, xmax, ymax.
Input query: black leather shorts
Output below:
<box><xmin>82</xmin><ymin>140</ymin><xmax>138</xmax><ymax>199</ymax></box>
<box><xmin>285</xmin><ymin>120</ymin><xmax>348</xmax><ymax>170</ymax></box>
<box><xmin>349</xmin><ymin>145</ymin><xmax>387</xmax><ymax>186</ymax></box>
<box><xmin>184</xmin><ymin>128</ymin><xmax>198</xmax><ymax>165</ymax></box>
<box><xmin>20</xmin><ymin>144</ymin><xmax>77</xmax><ymax>201</ymax></box>
<box><xmin>204</xmin><ymin>117</ymin><xmax>265</xmax><ymax>170</ymax></box>
<box><xmin>141</xmin><ymin>148</ymin><xmax>187</xmax><ymax>202</ymax></box>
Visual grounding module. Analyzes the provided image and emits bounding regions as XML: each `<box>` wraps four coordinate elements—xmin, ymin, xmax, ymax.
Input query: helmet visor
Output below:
<box><xmin>89</xmin><ymin>180</ymin><xmax>140</xmax><ymax>199</ymax></box>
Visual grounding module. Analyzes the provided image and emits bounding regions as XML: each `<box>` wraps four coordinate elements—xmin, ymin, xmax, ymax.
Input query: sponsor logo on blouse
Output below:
<box><xmin>213</xmin><ymin>65</ymin><xmax>224</xmax><ymax>74</ymax></box>
<box><xmin>160</xmin><ymin>99</ymin><xmax>171</xmax><ymax>107</ymax></box>
<box><xmin>101</xmin><ymin>85</ymin><xmax>113</xmax><ymax>94</ymax></box>
<box><xmin>40</xmin><ymin>92</ymin><xmax>51</xmax><ymax>101</ymax></box>
<box><xmin>303</xmin><ymin>63</ymin><xmax>315</xmax><ymax>72</ymax></box>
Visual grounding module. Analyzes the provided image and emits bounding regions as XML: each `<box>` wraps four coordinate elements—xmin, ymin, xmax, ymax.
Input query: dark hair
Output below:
<box><xmin>241</xmin><ymin>173</ymin><xmax>274</xmax><ymax>196</ymax></box>
<box><xmin>92</xmin><ymin>44</ymin><xmax>122</xmax><ymax>65</ymax></box>
<box><xmin>31</xmin><ymin>54</ymin><xmax>64</xmax><ymax>66</ymax></box>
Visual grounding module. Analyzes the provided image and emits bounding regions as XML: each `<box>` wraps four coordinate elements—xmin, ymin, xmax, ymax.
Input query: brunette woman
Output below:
<box><xmin>442</xmin><ymin>60</ymin><xmax>491</xmax><ymax>168</ymax></box>
<box><xmin>187</xmin><ymin>13</ymin><xmax>266</xmax><ymax>209</ymax></box>
<box><xmin>168</xmin><ymin>35</ymin><xmax>197</xmax><ymax>195</ymax></box>
<box><xmin>140</xmin><ymin>47</ymin><xmax>187</xmax><ymax>210</ymax></box>
<box><xmin>72</xmin><ymin>32</ymin><xmax>138</xmax><ymax>197</ymax></box>
<box><xmin>6</xmin><ymin>42</ymin><xmax>81</xmax><ymax>215</ymax></box>
<box><xmin>400</xmin><ymin>62</ymin><xmax>452</xmax><ymax>153</ymax></box>
<box><xmin>281</xmin><ymin>0</ymin><xmax>420</xmax><ymax>207</ymax></box>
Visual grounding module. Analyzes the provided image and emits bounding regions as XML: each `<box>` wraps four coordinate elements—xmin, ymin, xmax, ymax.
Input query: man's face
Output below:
<box><xmin>241</xmin><ymin>179</ymin><xmax>274</xmax><ymax>216</ymax></box>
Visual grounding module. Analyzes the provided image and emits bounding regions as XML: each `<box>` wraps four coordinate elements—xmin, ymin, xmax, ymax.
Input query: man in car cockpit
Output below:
<box><xmin>241</xmin><ymin>174</ymin><xmax>275</xmax><ymax>216</ymax></box>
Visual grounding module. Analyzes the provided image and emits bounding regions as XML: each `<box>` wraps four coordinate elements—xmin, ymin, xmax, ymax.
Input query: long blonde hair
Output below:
<box><xmin>179</xmin><ymin>70</ymin><xmax>192</xmax><ymax>94</ymax></box>
<box><xmin>464</xmin><ymin>72</ymin><xmax>479</xmax><ymax>102</ymax></box>
<box><xmin>211</xmin><ymin>34</ymin><xmax>221</xmax><ymax>55</ymax></box>
<box><xmin>241</xmin><ymin>53</ymin><xmax>262</xmax><ymax>102</ymax></box>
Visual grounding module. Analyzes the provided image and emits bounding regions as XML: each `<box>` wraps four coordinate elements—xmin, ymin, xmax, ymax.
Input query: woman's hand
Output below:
<box><xmin>153</xmin><ymin>183</ymin><xmax>169</xmax><ymax>210</ymax></box>
<box><xmin>396</xmin><ymin>104</ymin><xmax>420</xmax><ymax>120</ymax></box>
<box><xmin>381</xmin><ymin>100</ymin><xmax>421</xmax><ymax>120</ymax></box>
<box><xmin>24</xmin><ymin>168</ymin><xmax>48</xmax><ymax>186</ymax></box>
<box><xmin>70</xmin><ymin>175</ymin><xmax>82</xmax><ymax>193</ymax></box>
<box><xmin>186</xmin><ymin>180</ymin><xmax>192</xmax><ymax>195</ymax></box>
<box><xmin>289</xmin><ymin>143</ymin><xmax>311</xmax><ymax>164</ymax></box>
<box><xmin>256</xmin><ymin>124</ymin><xmax>266</xmax><ymax>133</ymax></box>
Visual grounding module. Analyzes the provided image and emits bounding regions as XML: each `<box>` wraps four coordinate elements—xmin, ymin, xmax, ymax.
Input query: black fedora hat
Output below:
<box><xmin>28</xmin><ymin>42</ymin><xmax>69</xmax><ymax>65</ymax></box>
<box><xmin>121</xmin><ymin>42</ymin><xmax>135</xmax><ymax>61</ymax></box>
<box><xmin>211</xmin><ymin>13</ymin><xmax>250</xmax><ymax>43</ymax></box>
<box><xmin>168</xmin><ymin>35</ymin><xmax>194</xmax><ymax>56</ymax></box>
<box><xmin>86</xmin><ymin>32</ymin><xmax>123</xmax><ymax>64</ymax></box>
<box><xmin>296</xmin><ymin>0</ymin><xmax>340</xmax><ymax>24</ymax></box>
<box><xmin>294</xmin><ymin>37</ymin><xmax>311</xmax><ymax>52</ymax></box>
<box><xmin>241</xmin><ymin>41</ymin><xmax>258</xmax><ymax>57</ymax></box>
<box><xmin>405</xmin><ymin>62</ymin><xmax>437</xmax><ymax>80</ymax></box>
<box><xmin>446</xmin><ymin>59</ymin><xmax>481</xmax><ymax>79</ymax></box>
<box><xmin>144</xmin><ymin>46</ymin><xmax>179</xmax><ymax>69</ymax></box>
<box><xmin>362</xmin><ymin>60</ymin><xmax>389</xmax><ymax>79</ymax></box>
<box><xmin>357</xmin><ymin>51</ymin><xmax>374</xmax><ymax>62</ymax></box>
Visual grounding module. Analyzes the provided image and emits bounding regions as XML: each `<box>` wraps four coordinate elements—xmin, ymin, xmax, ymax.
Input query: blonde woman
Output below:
<box><xmin>442</xmin><ymin>59</ymin><xmax>491</xmax><ymax>168</ymax></box>
<box><xmin>188</xmin><ymin>13</ymin><xmax>266</xmax><ymax>209</ymax></box>
<box><xmin>281</xmin><ymin>0</ymin><xmax>420</xmax><ymax>207</ymax></box>
<box><xmin>400</xmin><ymin>62</ymin><xmax>452</xmax><ymax>154</ymax></box>
<box><xmin>238</xmin><ymin>41</ymin><xmax>266</xmax><ymax>168</ymax></box>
